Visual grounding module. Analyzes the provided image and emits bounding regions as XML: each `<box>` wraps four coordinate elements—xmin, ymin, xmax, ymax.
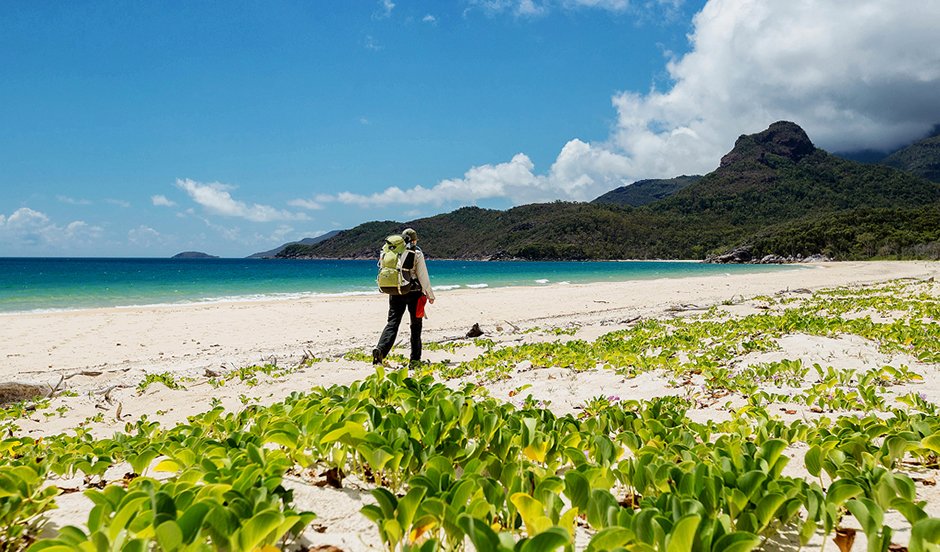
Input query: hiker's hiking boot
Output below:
<box><xmin>372</xmin><ymin>348</ymin><xmax>383</xmax><ymax>365</ymax></box>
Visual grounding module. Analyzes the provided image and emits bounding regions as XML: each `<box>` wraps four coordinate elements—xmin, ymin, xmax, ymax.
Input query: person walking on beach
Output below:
<box><xmin>373</xmin><ymin>228</ymin><xmax>435</xmax><ymax>367</ymax></box>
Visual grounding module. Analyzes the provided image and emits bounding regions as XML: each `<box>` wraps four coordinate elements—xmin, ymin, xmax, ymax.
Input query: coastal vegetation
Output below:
<box><xmin>2</xmin><ymin>279</ymin><xmax>939</xmax><ymax>550</ymax></box>
<box><xmin>278</xmin><ymin>122</ymin><xmax>940</xmax><ymax>262</ymax></box>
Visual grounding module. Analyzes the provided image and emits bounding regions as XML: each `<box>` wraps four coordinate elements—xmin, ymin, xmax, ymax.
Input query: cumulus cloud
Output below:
<box><xmin>151</xmin><ymin>194</ymin><xmax>176</xmax><ymax>207</ymax></box>
<box><xmin>321</xmin><ymin>0</ymin><xmax>940</xmax><ymax>210</ymax></box>
<box><xmin>423</xmin><ymin>14</ymin><xmax>437</xmax><ymax>24</ymax></box>
<box><xmin>322</xmin><ymin>143</ymin><xmax>633</xmax><ymax>207</ymax></box>
<box><xmin>610</xmin><ymin>0</ymin><xmax>940</xmax><ymax>178</ymax></box>
<box><xmin>0</xmin><ymin>207</ymin><xmax>102</xmax><ymax>250</ymax></box>
<box><xmin>176</xmin><ymin>178</ymin><xmax>308</xmax><ymax>222</ymax></box>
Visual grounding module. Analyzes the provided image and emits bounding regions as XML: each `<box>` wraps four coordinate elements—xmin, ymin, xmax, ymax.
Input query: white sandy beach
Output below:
<box><xmin>4</xmin><ymin>260</ymin><xmax>940</xmax><ymax>551</ymax></box>
<box><xmin>5</xmin><ymin>261</ymin><xmax>937</xmax><ymax>387</ymax></box>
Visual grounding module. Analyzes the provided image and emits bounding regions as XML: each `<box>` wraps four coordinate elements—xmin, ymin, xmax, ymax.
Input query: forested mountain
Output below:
<box><xmin>278</xmin><ymin>121</ymin><xmax>940</xmax><ymax>261</ymax></box>
<box><xmin>592</xmin><ymin>175</ymin><xmax>701</xmax><ymax>206</ymax></box>
<box><xmin>247</xmin><ymin>230</ymin><xmax>341</xmax><ymax>258</ymax></box>
<box><xmin>880</xmin><ymin>128</ymin><xmax>940</xmax><ymax>182</ymax></box>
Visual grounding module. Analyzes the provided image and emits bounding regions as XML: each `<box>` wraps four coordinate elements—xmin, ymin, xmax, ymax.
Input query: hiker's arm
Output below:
<box><xmin>416</xmin><ymin>252</ymin><xmax>435</xmax><ymax>302</ymax></box>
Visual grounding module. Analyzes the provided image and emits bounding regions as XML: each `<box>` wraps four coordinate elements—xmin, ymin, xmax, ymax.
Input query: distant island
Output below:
<box><xmin>172</xmin><ymin>251</ymin><xmax>219</xmax><ymax>259</ymax></box>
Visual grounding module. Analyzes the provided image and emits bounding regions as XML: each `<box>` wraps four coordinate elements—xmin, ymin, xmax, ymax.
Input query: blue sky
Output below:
<box><xmin>2</xmin><ymin>1</ymin><xmax>940</xmax><ymax>257</ymax></box>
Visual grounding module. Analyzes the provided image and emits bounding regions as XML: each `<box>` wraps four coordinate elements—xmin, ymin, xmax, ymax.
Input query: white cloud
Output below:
<box><xmin>364</xmin><ymin>35</ymin><xmax>382</xmax><ymax>51</ymax></box>
<box><xmin>324</xmin><ymin>0</ymin><xmax>940</xmax><ymax>210</ymax></box>
<box><xmin>608</xmin><ymin>0</ymin><xmax>940</xmax><ymax>179</ymax></box>
<box><xmin>0</xmin><ymin>207</ymin><xmax>103</xmax><ymax>250</ymax></box>
<box><xmin>374</xmin><ymin>0</ymin><xmax>395</xmax><ymax>19</ymax></box>
<box><xmin>198</xmin><ymin>216</ymin><xmax>242</xmax><ymax>242</ymax></box>
<box><xmin>468</xmin><ymin>0</ymin><xmax>674</xmax><ymax>17</ymax></box>
<box><xmin>152</xmin><ymin>194</ymin><xmax>176</xmax><ymax>207</ymax></box>
<box><xmin>287</xmin><ymin>198</ymin><xmax>324</xmax><ymax>210</ymax></box>
<box><xmin>128</xmin><ymin>225</ymin><xmax>163</xmax><ymax>246</ymax></box>
<box><xmin>175</xmin><ymin>178</ymin><xmax>308</xmax><ymax>222</ymax></box>
<box><xmin>105</xmin><ymin>198</ymin><xmax>131</xmax><ymax>208</ymax></box>
<box><xmin>321</xmin><ymin>143</ymin><xmax>633</xmax><ymax>207</ymax></box>
<box><xmin>423</xmin><ymin>14</ymin><xmax>437</xmax><ymax>24</ymax></box>
<box><xmin>56</xmin><ymin>195</ymin><xmax>92</xmax><ymax>205</ymax></box>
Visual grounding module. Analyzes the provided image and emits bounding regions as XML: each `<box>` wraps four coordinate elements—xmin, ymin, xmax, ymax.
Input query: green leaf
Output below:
<box><xmin>263</xmin><ymin>429</ymin><xmax>299</xmax><ymax>449</ymax></box>
<box><xmin>122</xmin><ymin>540</ymin><xmax>147</xmax><ymax>552</ymax></box>
<box><xmin>25</xmin><ymin>545</ymin><xmax>81</xmax><ymax>552</ymax></box>
<box><xmin>127</xmin><ymin>449</ymin><xmax>159</xmax><ymax>475</ymax></box>
<box><xmin>891</xmin><ymin>497</ymin><xmax>927</xmax><ymax>526</ymax></box>
<box><xmin>155</xmin><ymin>521</ymin><xmax>184</xmax><ymax>551</ymax></box>
<box><xmin>921</xmin><ymin>432</ymin><xmax>940</xmax><ymax>455</ymax></box>
<box><xmin>381</xmin><ymin>519</ymin><xmax>403</xmax><ymax>547</ymax></box>
<box><xmin>519</xmin><ymin>527</ymin><xmax>571</xmax><ymax>552</ymax></box>
<box><xmin>459</xmin><ymin>515</ymin><xmax>500</xmax><ymax>551</ymax></box>
<box><xmin>235</xmin><ymin>511</ymin><xmax>283</xmax><ymax>551</ymax></box>
<box><xmin>564</xmin><ymin>471</ymin><xmax>590</xmax><ymax>512</ymax></box>
<box><xmin>586</xmin><ymin>489</ymin><xmax>619</xmax><ymax>530</ymax></box>
<box><xmin>736</xmin><ymin>471</ymin><xmax>767</xmax><ymax>502</ymax></box>
<box><xmin>825</xmin><ymin>481</ymin><xmax>863</xmax><ymax>507</ymax></box>
<box><xmin>511</xmin><ymin>493</ymin><xmax>553</xmax><ymax>536</ymax></box>
<box><xmin>361</xmin><ymin>505</ymin><xmax>384</xmax><ymax>526</ymax></box>
<box><xmin>176</xmin><ymin>502</ymin><xmax>211</xmax><ymax>544</ymax></box>
<box><xmin>371</xmin><ymin>487</ymin><xmax>399</xmax><ymax>517</ymax></box>
<box><xmin>665</xmin><ymin>514</ymin><xmax>700</xmax><ymax>552</ymax></box>
<box><xmin>805</xmin><ymin>445</ymin><xmax>822</xmax><ymax>478</ymax></box>
<box><xmin>712</xmin><ymin>532</ymin><xmax>761</xmax><ymax>552</ymax></box>
<box><xmin>755</xmin><ymin>492</ymin><xmax>786</xmax><ymax>530</ymax></box>
<box><xmin>587</xmin><ymin>527</ymin><xmax>633</xmax><ymax>551</ymax></box>
<box><xmin>396</xmin><ymin>486</ymin><xmax>428</xmax><ymax>534</ymax></box>
<box><xmin>910</xmin><ymin>518</ymin><xmax>940</xmax><ymax>552</ymax></box>
<box><xmin>758</xmin><ymin>439</ymin><xmax>788</xmax><ymax>468</ymax></box>
<box><xmin>152</xmin><ymin>491</ymin><xmax>177</xmax><ymax>527</ymax></box>
<box><xmin>107</xmin><ymin>496</ymin><xmax>149</xmax><ymax>542</ymax></box>
<box><xmin>845</xmin><ymin>499</ymin><xmax>879</xmax><ymax>536</ymax></box>
<box><xmin>321</xmin><ymin>421</ymin><xmax>368</xmax><ymax>444</ymax></box>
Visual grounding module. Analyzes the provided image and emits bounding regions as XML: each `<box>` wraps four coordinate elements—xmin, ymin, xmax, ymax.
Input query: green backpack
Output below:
<box><xmin>377</xmin><ymin>234</ymin><xmax>418</xmax><ymax>295</ymax></box>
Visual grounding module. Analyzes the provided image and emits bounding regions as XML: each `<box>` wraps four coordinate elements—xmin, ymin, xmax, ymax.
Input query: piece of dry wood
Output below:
<box><xmin>46</xmin><ymin>374</ymin><xmax>66</xmax><ymax>398</ymax></box>
<box><xmin>64</xmin><ymin>370</ymin><xmax>104</xmax><ymax>380</ymax></box>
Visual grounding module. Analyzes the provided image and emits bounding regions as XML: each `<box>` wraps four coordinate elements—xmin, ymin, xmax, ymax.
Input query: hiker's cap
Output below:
<box><xmin>402</xmin><ymin>228</ymin><xmax>418</xmax><ymax>243</ymax></box>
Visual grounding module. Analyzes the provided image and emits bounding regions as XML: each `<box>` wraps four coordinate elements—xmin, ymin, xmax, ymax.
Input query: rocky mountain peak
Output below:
<box><xmin>720</xmin><ymin>121</ymin><xmax>816</xmax><ymax>167</ymax></box>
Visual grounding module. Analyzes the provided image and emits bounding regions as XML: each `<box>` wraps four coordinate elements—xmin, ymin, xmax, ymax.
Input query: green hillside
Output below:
<box><xmin>278</xmin><ymin>122</ymin><xmax>940</xmax><ymax>261</ymax></box>
<box><xmin>592</xmin><ymin>175</ymin><xmax>701</xmax><ymax>206</ymax></box>
<box><xmin>881</xmin><ymin>129</ymin><xmax>940</xmax><ymax>182</ymax></box>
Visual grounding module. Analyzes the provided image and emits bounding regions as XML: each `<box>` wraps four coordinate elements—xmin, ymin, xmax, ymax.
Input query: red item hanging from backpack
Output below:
<box><xmin>416</xmin><ymin>295</ymin><xmax>428</xmax><ymax>318</ymax></box>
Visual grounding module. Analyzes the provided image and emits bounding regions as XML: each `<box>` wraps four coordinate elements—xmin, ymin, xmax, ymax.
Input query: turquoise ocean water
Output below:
<box><xmin>0</xmin><ymin>258</ymin><xmax>799</xmax><ymax>314</ymax></box>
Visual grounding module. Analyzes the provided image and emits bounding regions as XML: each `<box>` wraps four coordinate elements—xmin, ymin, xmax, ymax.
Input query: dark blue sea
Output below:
<box><xmin>0</xmin><ymin>258</ymin><xmax>799</xmax><ymax>313</ymax></box>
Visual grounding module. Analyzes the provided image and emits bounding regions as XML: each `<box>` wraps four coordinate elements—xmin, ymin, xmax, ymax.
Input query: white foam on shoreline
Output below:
<box><xmin>0</xmin><ymin>290</ymin><xmax>381</xmax><ymax>316</ymax></box>
<box><xmin>0</xmin><ymin>263</ymin><xmax>805</xmax><ymax>315</ymax></box>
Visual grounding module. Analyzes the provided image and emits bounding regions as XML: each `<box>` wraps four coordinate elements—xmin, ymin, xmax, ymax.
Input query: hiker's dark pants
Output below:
<box><xmin>376</xmin><ymin>290</ymin><xmax>423</xmax><ymax>361</ymax></box>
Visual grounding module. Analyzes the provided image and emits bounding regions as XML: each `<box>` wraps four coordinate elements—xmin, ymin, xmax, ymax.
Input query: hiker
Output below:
<box><xmin>373</xmin><ymin>228</ymin><xmax>435</xmax><ymax>366</ymax></box>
